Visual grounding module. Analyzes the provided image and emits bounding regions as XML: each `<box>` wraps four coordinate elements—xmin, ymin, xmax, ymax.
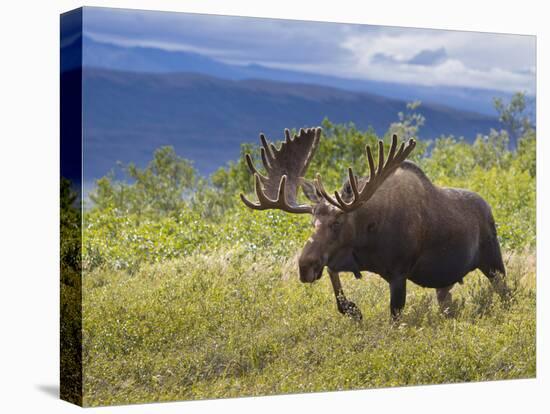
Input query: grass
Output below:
<box><xmin>81</xmin><ymin>248</ymin><xmax>535</xmax><ymax>406</ymax></box>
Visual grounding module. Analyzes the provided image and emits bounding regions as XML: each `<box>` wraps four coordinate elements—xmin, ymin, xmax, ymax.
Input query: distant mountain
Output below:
<box><xmin>81</xmin><ymin>68</ymin><xmax>501</xmax><ymax>180</ymax></box>
<box><xmin>75</xmin><ymin>36</ymin><xmax>515</xmax><ymax>116</ymax></box>
<box><xmin>82</xmin><ymin>36</ymin><xmax>244</xmax><ymax>79</ymax></box>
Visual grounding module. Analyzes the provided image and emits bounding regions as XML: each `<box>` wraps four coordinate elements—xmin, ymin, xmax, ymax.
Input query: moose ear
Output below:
<box><xmin>301</xmin><ymin>179</ymin><xmax>322</xmax><ymax>203</ymax></box>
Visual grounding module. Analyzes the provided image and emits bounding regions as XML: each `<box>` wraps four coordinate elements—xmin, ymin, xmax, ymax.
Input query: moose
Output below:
<box><xmin>240</xmin><ymin>127</ymin><xmax>506</xmax><ymax>320</ymax></box>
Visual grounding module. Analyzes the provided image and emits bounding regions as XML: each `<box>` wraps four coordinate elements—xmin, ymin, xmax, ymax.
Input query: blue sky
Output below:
<box><xmin>83</xmin><ymin>7</ymin><xmax>536</xmax><ymax>94</ymax></box>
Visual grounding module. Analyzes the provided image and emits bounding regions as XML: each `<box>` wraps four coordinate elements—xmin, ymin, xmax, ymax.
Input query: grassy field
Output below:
<box><xmin>81</xmin><ymin>248</ymin><xmax>535</xmax><ymax>406</ymax></box>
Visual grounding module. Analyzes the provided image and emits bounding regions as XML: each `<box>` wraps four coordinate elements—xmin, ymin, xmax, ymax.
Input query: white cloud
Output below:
<box><xmin>337</xmin><ymin>29</ymin><xmax>535</xmax><ymax>92</ymax></box>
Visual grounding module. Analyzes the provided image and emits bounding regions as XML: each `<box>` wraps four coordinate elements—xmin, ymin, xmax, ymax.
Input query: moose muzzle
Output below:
<box><xmin>299</xmin><ymin>262</ymin><xmax>324</xmax><ymax>283</ymax></box>
<box><xmin>298</xmin><ymin>239</ymin><xmax>326</xmax><ymax>283</ymax></box>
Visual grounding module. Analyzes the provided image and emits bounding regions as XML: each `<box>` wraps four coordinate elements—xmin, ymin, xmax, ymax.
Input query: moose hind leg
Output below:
<box><xmin>328</xmin><ymin>269</ymin><xmax>362</xmax><ymax>320</ymax></box>
<box><xmin>480</xmin><ymin>229</ymin><xmax>506</xmax><ymax>280</ymax></box>
<box><xmin>480</xmin><ymin>265</ymin><xmax>511</xmax><ymax>302</ymax></box>
<box><xmin>480</xmin><ymin>243</ymin><xmax>510</xmax><ymax>301</ymax></box>
<box><xmin>389</xmin><ymin>278</ymin><xmax>407</xmax><ymax>321</ymax></box>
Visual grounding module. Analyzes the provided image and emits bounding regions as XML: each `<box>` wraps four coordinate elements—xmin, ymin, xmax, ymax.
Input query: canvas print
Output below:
<box><xmin>60</xmin><ymin>6</ymin><xmax>536</xmax><ymax>407</ymax></box>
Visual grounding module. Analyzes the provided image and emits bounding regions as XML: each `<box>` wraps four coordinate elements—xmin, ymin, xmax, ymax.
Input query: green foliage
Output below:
<box><xmin>84</xmin><ymin>204</ymin><xmax>311</xmax><ymax>272</ymax></box>
<box><xmin>307</xmin><ymin>119</ymin><xmax>380</xmax><ymax>190</ymax></box>
<box><xmin>60</xmin><ymin>177</ymin><xmax>83</xmax><ymax>404</ymax></box>
<box><xmin>387</xmin><ymin>100</ymin><xmax>426</xmax><ymax>141</ymax></box>
<box><xmin>61</xmin><ymin>178</ymin><xmax>82</xmax><ymax>273</ymax></box>
<box><xmin>516</xmin><ymin>129</ymin><xmax>536</xmax><ymax>178</ymax></box>
<box><xmin>193</xmin><ymin>143</ymin><xmax>258</xmax><ymax>219</ymax></box>
<box><xmin>90</xmin><ymin>146</ymin><xmax>196</xmax><ymax>219</ymax></box>
<box><xmin>493</xmin><ymin>91</ymin><xmax>534</xmax><ymax>146</ymax></box>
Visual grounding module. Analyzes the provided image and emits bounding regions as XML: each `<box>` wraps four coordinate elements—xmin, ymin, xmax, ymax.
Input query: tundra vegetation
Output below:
<box><xmin>62</xmin><ymin>93</ymin><xmax>536</xmax><ymax>406</ymax></box>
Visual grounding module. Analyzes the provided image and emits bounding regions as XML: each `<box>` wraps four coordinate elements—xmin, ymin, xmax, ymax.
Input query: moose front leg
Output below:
<box><xmin>328</xmin><ymin>269</ymin><xmax>362</xmax><ymax>320</ymax></box>
<box><xmin>389</xmin><ymin>277</ymin><xmax>407</xmax><ymax>321</ymax></box>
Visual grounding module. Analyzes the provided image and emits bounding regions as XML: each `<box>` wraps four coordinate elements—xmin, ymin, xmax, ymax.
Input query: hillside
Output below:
<box><xmin>81</xmin><ymin>68</ymin><xmax>500</xmax><ymax>178</ymax></box>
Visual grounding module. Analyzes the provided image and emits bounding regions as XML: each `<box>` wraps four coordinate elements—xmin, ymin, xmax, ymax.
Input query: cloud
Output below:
<box><xmin>371</xmin><ymin>52</ymin><xmax>400</xmax><ymax>66</ymax></box>
<box><xmin>407</xmin><ymin>47</ymin><xmax>448</xmax><ymax>66</ymax></box>
<box><xmin>369</xmin><ymin>47</ymin><xmax>448</xmax><ymax>67</ymax></box>
<box><xmin>82</xmin><ymin>7</ymin><xmax>536</xmax><ymax>93</ymax></box>
<box><xmin>341</xmin><ymin>29</ymin><xmax>535</xmax><ymax>92</ymax></box>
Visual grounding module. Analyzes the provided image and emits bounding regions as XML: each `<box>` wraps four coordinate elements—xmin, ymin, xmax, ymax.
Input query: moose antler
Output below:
<box><xmin>315</xmin><ymin>134</ymin><xmax>416</xmax><ymax>212</ymax></box>
<box><xmin>240</xmin><ymin>127</ymin><xmax>321</xmax><ymax>214</ymax></box>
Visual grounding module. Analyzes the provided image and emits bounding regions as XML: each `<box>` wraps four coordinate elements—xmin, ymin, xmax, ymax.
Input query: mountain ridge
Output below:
<box><xmin>69</xmin><ymin>35</ymin><xmax>519</xmax><ymax>116</ymax></box>
<box><xmin>81</xmin><ymin>67</ymin><xmax>501</xmax><ymax>179</ymax></box>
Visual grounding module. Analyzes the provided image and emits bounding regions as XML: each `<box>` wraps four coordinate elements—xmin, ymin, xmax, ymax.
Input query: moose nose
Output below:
<box><xmin>299</xmin><ymin>265</ymin><xmax>314</xmax><ymax>283</ymax></box>
<box><xmin>299</xmin><ymin>261</ymin><xmax>323</xmax><ymax>283</ymax></box>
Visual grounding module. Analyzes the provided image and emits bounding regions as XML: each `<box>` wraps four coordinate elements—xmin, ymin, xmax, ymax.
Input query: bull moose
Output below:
<box><xmin>240</xmin><ymin>127</ymin><xmax>506</xmax><ymax>320</ymax></box>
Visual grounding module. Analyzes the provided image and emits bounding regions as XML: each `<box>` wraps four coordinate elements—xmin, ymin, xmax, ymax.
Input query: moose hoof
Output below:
<box><xmin>338</xmin><ymin>300</ymin><xmax>363</xmax><ymax>321</ymax></box>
